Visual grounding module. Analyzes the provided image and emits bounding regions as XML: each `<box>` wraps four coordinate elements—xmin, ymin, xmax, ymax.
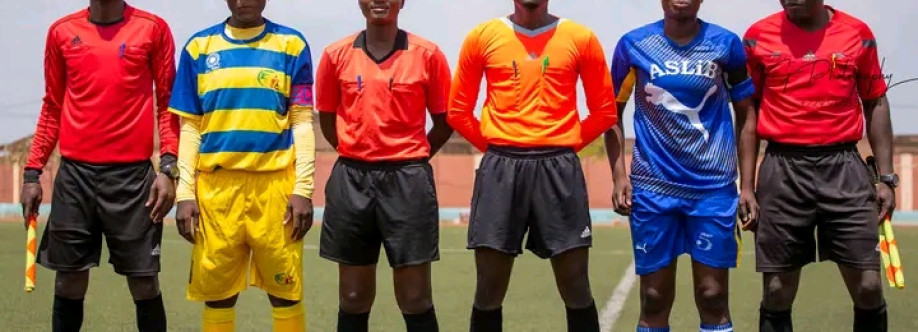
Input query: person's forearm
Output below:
<box><xmin>427</xmin><ymin>114</ymin><xmax>454</xmax><ymax>157</ymax></box>
<box><xmin>735</xmin><ymin>101</ymin><xmax>759</xmax><ymax>191</ymax></box>
<box><xmin>318</xmin><ymin>111</ymin><xmax>338</xmax><ymax>150</ymax></box>
<box><xmin>604</xmin><ymin>124</ymin><xmax>627</xmax><ymax>179</ymax></box>
<box><xmin>291</xmin><ymin>105</ymin><xmax>316</xmax><ymax>199</ymax></box>
<box><xmin>866</xmin><ymin>96</ymin><xmax>894</xmax><ymax>175</ymax></box>
<box><xmin>176</xmin><ymin>118</ymin><xmax>202</xmax><ymax>202</ymax></box>
<box><xmin>446</xmin><ymin>110</ymin><xmax>487</xmax><ymax>152</ymax></box>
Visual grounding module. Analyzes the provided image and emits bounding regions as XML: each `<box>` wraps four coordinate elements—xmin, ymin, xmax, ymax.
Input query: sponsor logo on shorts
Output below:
<box><xmin>635</xmin><ymin>243</ymin><xmax>649</xmax><ymax>254</ymax></box>
<box><xmin>151</xmin><ymin>244</ymin><xmax>161</xmax><ymax>256</ymax></box>
<box><xmin>274</xmin><ymin>272</ymin><xmax>295</xmax><ymax>285</ymax></box>
<box><xmin>696</xmin><ymin>232</ymin><xmax>714</xmax><ymax>251</ymax></box>
<box><xmin>580</xmin><ymin>226</ymin><xmax>591</xmax><ymax>239</ymax></box>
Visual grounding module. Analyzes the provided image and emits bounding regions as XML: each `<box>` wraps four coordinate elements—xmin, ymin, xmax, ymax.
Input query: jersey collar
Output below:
<box><xmin>353</xmin><ymin>29</ymin><xmax>409</xmax><ymax>64</ymax></box>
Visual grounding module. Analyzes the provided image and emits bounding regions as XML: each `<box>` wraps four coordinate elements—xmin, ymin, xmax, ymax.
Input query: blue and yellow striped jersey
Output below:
<box><xmin>169</xmin><ymin>19</ymin><xmax>314</xmax><ymax>172</ymax></box>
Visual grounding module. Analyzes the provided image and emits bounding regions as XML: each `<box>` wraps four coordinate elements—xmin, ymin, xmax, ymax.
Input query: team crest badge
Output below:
<box><xmin>274</xmin><ymin>272</ymin><xmax>295</xmax><ymax>285</ymax></box>
<box><xmin>206</xmin><ymin>53</ymin><xmax>221</xmax><ymax>71</ymax></box>
<box><xmin>258</xmin><ymin>70</ymin><xmax>283</xmax><ymax>91</ymax></box>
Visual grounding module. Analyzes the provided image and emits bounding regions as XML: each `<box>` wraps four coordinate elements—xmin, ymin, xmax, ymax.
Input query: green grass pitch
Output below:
<box><xmin>1</xmin><ymin>223</ymin><xmax>916</xmax><ymax>331</ymax></box>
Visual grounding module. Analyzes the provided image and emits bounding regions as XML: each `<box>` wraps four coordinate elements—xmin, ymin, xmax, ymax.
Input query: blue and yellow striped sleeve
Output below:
<box><xmin>610</xmin><ymin>37</ymin><xmax>636</xmax><ymax>104</ymax></box>
<box><xmin>289</xmin><ymin>35</ymin><xmax>314</xmax><ymax>108</ymax></box>
<box><xmin>169</xmin><ymin>46</ymin><xmax>202</xmax><ymax>118</ymax></box>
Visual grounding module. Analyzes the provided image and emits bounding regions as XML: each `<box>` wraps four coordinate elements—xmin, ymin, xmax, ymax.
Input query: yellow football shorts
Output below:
<box><xmin>187</xmin><ymin>167</ymin><xmax>303</xmax><ymax>302</ymax></box>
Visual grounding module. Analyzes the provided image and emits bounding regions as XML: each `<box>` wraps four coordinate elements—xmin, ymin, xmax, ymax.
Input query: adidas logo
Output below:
<box><xmin>580</xmin><ymin>226</ymin><xmax>591</xmax><ymax>239</ymax></box>
<box><xmin>71</xmin><ymin>35</ymin><xmax>82</xmax><ymax>46</ymax></box>
<box><xmin>151</xmin><ymin>244</ymin><xmax>161</xmax><ymax>256</ymax></box>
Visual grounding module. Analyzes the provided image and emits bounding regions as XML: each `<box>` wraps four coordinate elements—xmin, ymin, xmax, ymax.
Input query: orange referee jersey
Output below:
<box><xmin>316</xmin><ymin>30</ymin><xmax>451</xmax><ymax>161</ymax></box>
<box><xmin>448</xmin><ymin>17</ymin><xmax>618</xmax><ymax>151</ymax></box>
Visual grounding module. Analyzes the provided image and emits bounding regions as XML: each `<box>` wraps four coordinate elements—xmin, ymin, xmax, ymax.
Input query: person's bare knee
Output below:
<box><xmin>473</xmin><ymin>249</ymin><xmax>515</xmax><ymax>310</ymax></box>
<box><xmin>206</xmin><ymin>294</ymin><xmax>239</xmax><ymax>309</ymax></box>
<box><xmin>640</xmin><ymin>275</ymin><xmax>675</xmax><ymax>319</ymax></box>
<box><xmin>126</xmin><ymin>276</ymin><xmax>160</xmax><ymax>301</ymax></box>
<box><xmin>55</xmin><ymin>271</ymin><xmax>90</xmax><ymax>299</ymax></box>
<box><xmin>339</xmin><ymin>264</ymin><xmax>376</xmax><ymax>314</ymax></box>
<box><xmin>394</xmin><ymin>263</ymin><xmax>433</xmax><ymax>314</ymax></box>
<box><xmin>550</xmin><ymin>248</ymin><xmax>593</xmax><ymax>309</ymax></box>
<box><xmin>838</xmin><ymin>266</ymin><xmax>885</xmax><ymax>309</ymax></box>
<box><xmin>692</xmin><ymin>262</ymin><xmax>729</xmax><ymax>322</ymax></box>
<box><xmin>268</xmin><ymin>295</ymin><xmax>299</xmax><ymax>308</ymax></box>
<box><xmin>762</xmin><ymin>271</ymin><xmax>801</xmax><ymax>311</ymax></box>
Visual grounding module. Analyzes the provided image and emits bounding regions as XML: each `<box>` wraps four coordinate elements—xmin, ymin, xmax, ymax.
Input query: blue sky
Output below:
<box><xmin>2</xmin><ymin>0</ymin><xmax>917</xmax><ymax>144</ymax></box>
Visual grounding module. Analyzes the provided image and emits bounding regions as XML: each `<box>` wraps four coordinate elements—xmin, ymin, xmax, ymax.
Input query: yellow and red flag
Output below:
<box><xmin>879</xmin><ymin>215</ymin><xmax>904</xmax><ymax>289</ymax></box>
<box><xmin>25</xmin><ymin>215</ymin><xmax>36</xmax><ymax>293</ymax></box>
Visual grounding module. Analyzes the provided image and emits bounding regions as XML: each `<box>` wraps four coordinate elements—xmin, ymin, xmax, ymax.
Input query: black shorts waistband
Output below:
<box><xmin>61</xmin><ymin>157</ymin><xmax>152</xmax><ymax>169</ymax></box>
<box><xmin>486</xmin><ymin>145</ymin><xmax>575</xmax><ymax>159</ymax></box>
<box><xmin>337</xmin><ymin>157</ymin><xmax>429</xmax><ymax>170</ymax></box>
<box><xmin>765</xmin><ymin>141</ymin><xmax>859</xmax><ymax>155</ymax></box>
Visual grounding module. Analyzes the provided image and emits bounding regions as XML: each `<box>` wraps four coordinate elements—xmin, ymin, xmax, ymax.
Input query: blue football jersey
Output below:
<box><xmin>612</xmin><ymin>20</ymin><xmax>754</xmax><ymax>198</ymax></box>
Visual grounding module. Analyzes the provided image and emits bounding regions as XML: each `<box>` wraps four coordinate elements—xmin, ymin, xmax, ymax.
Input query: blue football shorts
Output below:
<box><xmin>629</xmin><ymin>185</ymin><xmax>741</xmax><ymax>275</ymax></box>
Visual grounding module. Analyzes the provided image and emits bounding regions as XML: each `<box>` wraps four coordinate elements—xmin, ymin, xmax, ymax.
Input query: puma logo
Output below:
<box><xmin>635</xmin><ymin>243</ymin><xmax>648</xmax><ymax>254</ymax></box>
<box><xmin>644</xmin><ymin>82</ymin><xmax>718</xmax><ymax>142</ymax></box>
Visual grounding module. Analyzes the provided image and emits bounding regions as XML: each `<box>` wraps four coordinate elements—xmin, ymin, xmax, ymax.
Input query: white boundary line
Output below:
<box><xmin>599</xmin><ymin>259</ymin><xmax>638</xmax><ymax>332</ymax></box>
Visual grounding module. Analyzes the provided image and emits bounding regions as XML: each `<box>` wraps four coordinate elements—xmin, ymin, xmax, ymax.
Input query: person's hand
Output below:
<box><xmin>175</xmin><ymin>200</ymin><xmax>200</xmax><ymax>244</ymax></box>
<box><xmin>20</xmin><ymin>182</ymin><xmax>42</xmax><ymax>229</ymax></box>
<box><xmin>285</xmin><ymin>195</ymin><xmax>314</xmax><ymax>241</ymax></box>
<box><xmin>738</xmin><ymin>188</ymin><xmax>760</xmax><ymax>231</ymax></box>
<box><xmin>612</xmin><ymin>175</ymin><xmax>632</xmax><ymax>216</ymax></box>
<box><xmin>145</xmin><ymin>173</ymin><xmax>176</xmax><ymax>223</ymax></box>
<box><xmin>877</xmin><ymin>183</ymin><xmax>896</xmax><ymax>223</ymax></box>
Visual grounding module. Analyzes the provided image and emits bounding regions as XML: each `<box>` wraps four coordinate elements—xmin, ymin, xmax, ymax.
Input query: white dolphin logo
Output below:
<box><xmin>644</xmin><ymin>82</ymin><xmax>718</xmax><ymax>142</ymax></box>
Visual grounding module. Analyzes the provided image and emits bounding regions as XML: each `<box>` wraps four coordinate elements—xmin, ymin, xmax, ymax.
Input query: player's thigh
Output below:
<box><xmin>377</xmin><ymin>162</ymin><xmax>440</xmax><ymax>268</ymax></box>
<box><xmin>755</xmin><ymin>152</ymin><xmax>818</xmax><ymax>272</ymax></box>
<box><xmin>320</xmin><ymin>159</ymin><xmax>381</xmax><ymax>266</ymax></box>
<box><xmin>38</xmin><ymin>159</ymin><xmax>102</xmax><ymax>272</ymax></box>
<box><xmin>629</xmin><ymin>189</ymin><xmax>684</xmax><ymax>276</ymax></box>
<box><xmin>187</xmin><ymin>171</ymin><xmax>250</xmax><ymax>302</ymax></box>
<box><xmin>684</xmin><ymin>186</ymin><xmax>740</xmax><ymax>270</ymax></box>
<box><xmin>467</xmin><ymin>150</ymin><xmax>529</xmax><ymax>255</ymax></box>
<box><xmin>526</xmin><ymin>150</ymin><xmax>591</xmax><ymax>259</ymax></box>
<box><xmin>96</xmin><ymin>161</ymin><xmax>162</xmax><ymax>276</ymax></box>
<box><xmin>815</xmin><ymin>152</ymin><xmax>881</xmax><ymax>270</ymax></box>
<box><xmin>247</xmin><ymin>169</ymin><xmax>311</xmax><ymax>301</ymax></box>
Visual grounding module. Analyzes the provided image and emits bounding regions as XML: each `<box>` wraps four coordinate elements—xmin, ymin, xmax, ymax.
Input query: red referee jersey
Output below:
<box><xmin>744</xmin><ymin>7</ymin><xmax>888</xmax><ymax>145</ymax></box>
<box><xmin>26</xmin><ymin>4</ymin><xmax>178</xmax><ymax>171</ymax></box>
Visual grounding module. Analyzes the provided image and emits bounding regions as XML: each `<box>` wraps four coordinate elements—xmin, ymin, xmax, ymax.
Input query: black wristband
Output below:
<box><xmin>159</xmin><ymin>154</ymin><xmax>177</xmax><ymax>170</ymax></box>
<box><xmin>23</xmin><ymin>169</ymin><xmax>41</xmax><ymax>183</ymax></box>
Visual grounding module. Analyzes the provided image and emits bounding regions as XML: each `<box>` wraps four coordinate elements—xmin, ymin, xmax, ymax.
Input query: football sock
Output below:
<box><xmin>759</xmin><ymin>304</ymin><xmax>793</xmax><ymax>332</ymax></box>
<box><xmin>202</xmin><ymin>306</ymin><xmax>235</xmax><ymax>332</ymax></box>
<box><xmin>566</xmin><ymin>301</ymin><xmax>600</xmax><ymax>332</ymax></box>
<box><xmin>470</xmin><ymin>306</ymin><xmax>502</xmax><ymax>332</ymax></box>
<box><xmin>52</xmin><ymin>296</ymin><xmax>84</xmax><ymax>332</ymax></box>
<box><xmin>272</xmin><ymin>302</ymin><xmax>305</xmax><ymax>332</ymax></box>
<box><xmin>636</xmin><ymin>327</ymin><xmax>670</xmax><ymax>332</ymax></box>
<box><xmin>135</xmin><ymin>294</ymin><xmax>167</xmax><ymax>332</ymax></box>
<box><xmin>700</xmin><ymin>322</ymin><xmax>733</xmax><ymax>332</ymax></box>
<box><xmin>854</xmin><ymin>302</ymin><xmax>887</xmax><ymax>332</ymax></box>
<box><xmin>403</xmin><ymin>306</ymin><xmax>439</xmax><ymax>332</ymax></box>
<box><xmin>338</xmin><ymin>308</ymin><xmax>370</xmax><ymax>332</ymax></box>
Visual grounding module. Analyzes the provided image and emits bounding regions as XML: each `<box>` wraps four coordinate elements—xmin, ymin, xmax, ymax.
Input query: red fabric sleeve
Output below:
<box><xmin>577</xmin><ymin>31</ymin><xmax>618</xmax><ymax>151</ymax></box>
<box><xmin>855</xmin><ymin>26</ymin><xmax>888</xmax><ymax>101</ymax></box>
<box><xmin>426</xmin><ymin>47</ymin><xmax>451</xmax><ymax>114</ymax></box>
<box><xmin>26</xmin><ymin>26</ymin><xmax>65</xmax><ymax>171</ymax></box>
<box><xmin>446</xmin><ymin>28</ymin><xmax>487</xmax><ymax>152</ymax></box>
<box><xmin>151</xmin><ymin>17</ymin><xmax>178</xmax><ymax>156</ymax></box>
<box><xmin>314</xmin><ymin>49</ymin><xmax>341</xmax><ymax>113</ymax></box>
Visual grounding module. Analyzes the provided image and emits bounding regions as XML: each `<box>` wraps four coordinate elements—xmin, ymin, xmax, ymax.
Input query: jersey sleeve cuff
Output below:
<box><xmin>169</xmin><ymin>107</ymin><xmax>202</xmax><ymax>119</ymax></box>
<box><xmin>293</xmin><ymin>187</ymin><xmax>313</xmax><ymax>199</ymax></box>
<box><xmin>729</xmin><ymin>78</ymin><xmax>756</xmax><ymax>102</ymax></box>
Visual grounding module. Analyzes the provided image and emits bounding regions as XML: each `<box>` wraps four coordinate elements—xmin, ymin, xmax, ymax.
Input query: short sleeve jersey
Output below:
<box><xmin>744</xmin><ymin>7</ymin><xmax>888</xmax><ymax>145</ymax></box>
<box><xmin>612</xmin><ymin>20</ymin><xmax>754</xmax><ymax>198</ymax></box>
<box><xmin>168</xmin><ymin>19</ymin><xmax>313</xmax><ymax>172</ymax></box>
<box><xmin>314</xmin><ymin>30</ymin><xmax>451</xmax><ymax>162</ymax></box>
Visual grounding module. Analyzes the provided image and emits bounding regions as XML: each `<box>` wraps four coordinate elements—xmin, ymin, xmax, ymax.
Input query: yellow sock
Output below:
<box><xmin>273</xmin><ymin>302</ymin><xmax>306</xmax><ymax>332</ymax></box>
<box><xmin>203</xmin><ymin>306</ymin><xmax>235</xmax><ymax>332</ymax></box>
